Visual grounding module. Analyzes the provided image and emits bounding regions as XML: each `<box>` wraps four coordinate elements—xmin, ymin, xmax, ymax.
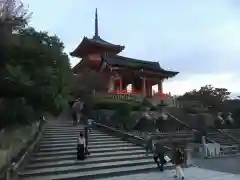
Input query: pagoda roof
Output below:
<box><xmin>70</xmin><ymin>36</ymin><xmax>125</xmax><ymax>57</ymax></box>
<box><xmin>87</xmin><ymin>36</ymin><xmax>125</xmax><ymax>49</ymax></box>
<box><xmin>102</xmin><ymin>54</ymin><xmax>179</xmax><ymax>77</ymax></box>
<box><xmin>70</xmin><ymin>9</ymin><xmax>125</xmax><ymax>57</ymax></box>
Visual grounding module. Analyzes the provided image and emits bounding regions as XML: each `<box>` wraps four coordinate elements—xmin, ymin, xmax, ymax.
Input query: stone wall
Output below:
<box><xmin>0</xmin><ymin>123</ymin><xmax>39</xmax><ymax>170</ymax></box>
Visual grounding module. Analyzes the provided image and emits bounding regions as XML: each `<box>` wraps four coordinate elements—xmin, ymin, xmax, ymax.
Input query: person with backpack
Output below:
<box><xmin>71</xmin><ymin>98</ymin><xmax>83</xmax><ymax>124</ymax></box>
<box><xmin>152</xmin><ymin>139</ymin><xmax>166</xmax><ymax>172</ymax></box>
<box><xmin>173</xmin><ymin>146</ymin><xmax>185</xmax><ymax>179</ymax></box>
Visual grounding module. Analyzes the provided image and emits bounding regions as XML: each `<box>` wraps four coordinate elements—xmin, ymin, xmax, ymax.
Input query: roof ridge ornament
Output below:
<box><xmin>93</xmin><ymin>8</ymin><xmax>99</xmax><ymax>39</ymax></box>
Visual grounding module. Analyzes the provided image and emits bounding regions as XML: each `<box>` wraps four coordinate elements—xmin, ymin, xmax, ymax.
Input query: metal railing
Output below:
<box><xmin>92</xmin><ymin>122</ymin><xmax>194</xmax><ymax>151</ymax></box>
<box><xmin>217</xmin><ymin>129</ymin><xmax>240</xmax><ymax>143</ymax></box>
<box><xmin>166</xmin><ymin>112</ymin><xmax>217</xmax><ymax>144</ymax></box>
<box><xmin>92</xmin><ymin>121</ymin><xmax>196</xmax><ymax>166</ymax></box>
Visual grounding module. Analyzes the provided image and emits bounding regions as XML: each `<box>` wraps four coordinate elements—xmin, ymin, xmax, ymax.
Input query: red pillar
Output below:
<box><xmin>119</xmin><ymin>78</ymin><xmax>123</xmax><ymax>91</ymax></box>
<box><xmin>142</xmin><ymin>78</ymin><xmax>146</xmax><ymax>97</ymax></box>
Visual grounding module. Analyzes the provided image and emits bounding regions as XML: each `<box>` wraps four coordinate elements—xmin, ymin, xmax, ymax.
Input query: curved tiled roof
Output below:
<box><xmin>102</xmin><ymin>54</ymin><xmax>179</xmax><ymax>77</ymax></box>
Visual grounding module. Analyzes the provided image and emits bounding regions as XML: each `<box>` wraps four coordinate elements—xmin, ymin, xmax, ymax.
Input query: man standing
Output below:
<box><xmin>153</xmin><ymin>140</ymin><xmax>166</xmax><ymax>171</ymax></box>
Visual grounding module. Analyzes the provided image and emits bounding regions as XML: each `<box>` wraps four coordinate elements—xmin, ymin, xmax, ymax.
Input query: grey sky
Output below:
<box><xmin>23</xmin><ymin>0</ymin><xmax>240</xmax><ymax>96</ymax></box>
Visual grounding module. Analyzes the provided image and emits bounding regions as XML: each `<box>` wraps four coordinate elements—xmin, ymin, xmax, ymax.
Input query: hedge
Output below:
<box><xmin>93</xmin><ymin>101</ymin><xmax>142</xmax><ymax>111</ymax></box>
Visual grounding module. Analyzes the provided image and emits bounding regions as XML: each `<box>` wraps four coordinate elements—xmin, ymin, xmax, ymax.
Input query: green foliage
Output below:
<box><xmin>1</xmin><ymin>25</ymin><xmax>74</xmax><ymax>127</ymax></box>
<box><xmin>183</xmin><ymin>107</ymin><xmax>203</xmax><ymax>114</ymax></box>
<box><xmin>93</xmin><ymin>101</ymin><xmax>142</xmax><ymax>111</ymax></box>
<box><xmin>141</xmin><ymin>98</ymin><xmax>152</xmax><ymax>108</ymax></box>
<box><xmin>0</xmin><ymin>98</ymin><xmax>35</xmax><ymax>128</ymax></box>
<box><xmin>111</xmin><ymin>103</ymin><xmax>131</xmax><ymax>130</ymax></box>
<box><xmin>179</xmin><ymin>84</ymin><xmax>231</xmax><ymax>112</ymax></box>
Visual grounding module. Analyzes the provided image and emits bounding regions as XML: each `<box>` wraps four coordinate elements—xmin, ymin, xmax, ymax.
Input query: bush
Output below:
<box><xmin>93</xmin><ymin>101</ymin><xmax>142</xmax><ymax>111</ymax></box>
<box><xmin>184</xmin><ymin>107</ymin><xmax>203</xmax><ymax>114</ymax></box>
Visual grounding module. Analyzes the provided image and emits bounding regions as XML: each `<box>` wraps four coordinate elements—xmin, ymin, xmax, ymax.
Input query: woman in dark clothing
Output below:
<box><xmin>173</xmin><ymin>147</ymin><xmax>185</xmax><ymax>179</ymax></box>
<box><xmin>77</xmin><ymin>132</ymin><xmax>86</xmax><ymax>160</ymax></box>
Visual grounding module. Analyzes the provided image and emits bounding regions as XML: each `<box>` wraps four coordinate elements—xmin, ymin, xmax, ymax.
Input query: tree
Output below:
<box><xmin>0</xmin><ymin>23</ymin><xmax>74</xmax><ymax>127</ymax></box>
<box><xmin>0</xmin><ymin>0</ymin><xmax>30</xmax><ymax>69</ymax></box>
<box><xmin>179</xmin><ymin>85</ymin><xmax>231</xmax><ymax>112</ymax></box>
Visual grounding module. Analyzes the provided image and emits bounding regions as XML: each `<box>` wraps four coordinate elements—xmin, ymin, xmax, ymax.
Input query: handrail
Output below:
<box><xmin>92</xmin><ymin>122</ymin><xmax>195</xmax><ymax>151</ymax></box>
<box><xmin>166</xmin><ymin>112</ymin><xmax>217</xmax><ymax>144</ymax></box>
<box><xmin>92</xmin><ymin>122</ymin><xmax>143</xmax><ymax>141</ymax></box>
<box><xmin>217</xmin><ymin>129</ymin><xmax>240</xmax><ymax>143</ymax></box>
<box><xmin>166</xmin><ymin>112</ymin><xmax>198</xmax><ymax>132</ymax></box>
<box><xmin>0</xmin><ymin>117</ymin><xmax>45</xmax><ymax>180</ymax></box>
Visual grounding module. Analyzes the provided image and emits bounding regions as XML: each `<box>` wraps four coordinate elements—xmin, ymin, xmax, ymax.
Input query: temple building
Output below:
<box><xmin>71</xmin><ymin>9</ymin><xmax>179</xmax><ymax>98</ymax></box>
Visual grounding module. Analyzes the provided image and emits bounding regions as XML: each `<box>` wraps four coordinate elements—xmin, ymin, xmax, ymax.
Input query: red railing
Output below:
<box><xmin>108</xmin><ymin>90</ymin><xmax>142</xmax><ymax>95</ymax></box>
<box><xmin>108</xmin><ymin>90</ymin><xmax>169</xmax><ymax>98</ymax></box>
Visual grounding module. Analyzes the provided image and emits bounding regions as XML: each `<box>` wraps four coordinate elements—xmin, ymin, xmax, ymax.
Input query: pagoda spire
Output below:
<box><xmin>94</xmin><ymin>8</ymin><xmax>99</xmax><ymax>38</ymax></box>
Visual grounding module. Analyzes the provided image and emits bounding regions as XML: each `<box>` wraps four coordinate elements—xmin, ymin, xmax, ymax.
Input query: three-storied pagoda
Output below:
<box><xmin>71</xmin><ymin>9</ymin><xmax>179</xmax><ymax>98</ymax></box>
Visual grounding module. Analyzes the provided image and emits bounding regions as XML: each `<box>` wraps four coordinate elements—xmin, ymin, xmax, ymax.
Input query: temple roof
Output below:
<box><xmin>70</xmin><ymin>9</ymin><xmax>124</xmax><ymax>57</ymax></box>
<box><xmin>102</xmin><ymin>54</ymin><xmax>179</xmax><ymax>77</ymax></box>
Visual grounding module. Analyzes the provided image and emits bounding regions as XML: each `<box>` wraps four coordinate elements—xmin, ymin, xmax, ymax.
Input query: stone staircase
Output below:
<box><xmin>207</xmin><ymin>131</ymin><xmax>240</xmax><ymax>156</ymax></box>
<box><xmin>223</xmin><ymin>129</ymin><xmax>240</xmax><ymax>140</ymax></box>
<box><xmin>18</xmin><ymin>121</ymin><xmax>165</xmax><ymax>180</ymax></box>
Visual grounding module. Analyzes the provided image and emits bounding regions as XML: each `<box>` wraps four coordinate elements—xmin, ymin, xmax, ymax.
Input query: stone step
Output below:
<box><xmin>19</xmin><ymin>121</ymin><xmax>161</xmax><ymax>180</ymax></box>
<box><xmin>42</xmin><ymin>134</ymin><xmax>111</xmax><ymax>139</ymax></box>
<box><xmin>19</xmin><ymin>163</ymin><xmax>158</xmax><ymax>180</ymax></box>
<box><xmin>25</xmin><ymin>154</ymin><xmax>153</xmax><ymax>170</ymax></box>
<box><xmin>44</xmin><ymin>126</ymin><xmax>86</xmax><ymax>129</ymax></box>
<box><xmin>39</xmin><ymin>140</ymin><xmax>128</xmax><ymax>148</ymax></box>
<box><xmin>43</xmin><ymin>129</ymin><xmax>101</xmax><ymax>133</ymax></box>
<box><xmin>20</xmin><ymin>158</ymin><xmax>154</xmax><ymax>178</ymax></box>
<box><xmin>31</xmin><ymin>149</ymin><xmax>146</xmax><ymax>162</ymax></box>
<box><xmin>37</xmin><ymin>143</ymin><xmax>134</xmax><ymax>152</ymax></box>
<box><xmin>44</xmin><ymin>128</ymin><xmax>99</xmax><ymax>131</ymax></box>
<box><xmin>43</xmin><ymin>130</ymin><xmax>101</xmax><ymax>133</ymax></box>
<box><xmin>41</xmin><ymin>136</ymin><xmax>120</xmax><ymax>141</ymax></box>
<box><xmin>33</xmin><ymin>146</ymin><xmax>142</xmax><ymax>157</ymax></box>
<box><xmin>43</xmin><ymin>132</ymin><xmax>103</xmax><ymax>136</ymax></box>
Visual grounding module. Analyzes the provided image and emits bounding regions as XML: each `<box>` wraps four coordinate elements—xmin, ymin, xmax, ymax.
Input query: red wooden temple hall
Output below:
<box><xmin>71</xmin><ymin>9</ymin><xmax>179</xmax><ymax>98</ymax></box>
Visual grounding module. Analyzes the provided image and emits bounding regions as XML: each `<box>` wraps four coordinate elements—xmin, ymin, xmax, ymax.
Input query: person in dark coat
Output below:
<box><xmin>152</xmin><ymin>140</ymin><xmax>166</xmax><ymax>171</ymax></box>
<box><xmin>173</xmin><ymin>146</ymin><xmax>185</xmax><ymax>179</ymax></box>
<box><xmin>77</xmin><ymin>132</ymin><xmax>86</xmax><ymax>160</ymax></box>
<box><xmin>71</xmin><ymin>99</ymin><xmax>83</xmax><ymax>124</ymax></box>
<box><xmin>145</xmin><ymin>133</ymin><xmax>153</xmax><ymax>156</ymax></box>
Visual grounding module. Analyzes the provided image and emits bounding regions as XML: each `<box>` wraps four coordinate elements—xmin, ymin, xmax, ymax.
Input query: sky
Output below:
<box><xmin>22</xmin><ymin>0</ymin><xmax>240</xmax><ymax>97</ymax></box>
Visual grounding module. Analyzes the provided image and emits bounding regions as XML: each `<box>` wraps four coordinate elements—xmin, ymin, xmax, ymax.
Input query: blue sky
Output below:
<box><xmin>23</xmin><ymin>0</ymin><xmax>240</xmax><ymax>97</ymax></box>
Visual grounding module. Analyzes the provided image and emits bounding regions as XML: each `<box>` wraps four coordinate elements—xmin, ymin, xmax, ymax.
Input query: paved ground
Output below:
<box><xmin>98</xmin><ymin>166</ymin><xmax>240</xmax><ymax>180</ymax></box>
<box><xmin>192</xmin><ymin>156</ymin><xmax>240</xmax><ymax>174</ymax></box>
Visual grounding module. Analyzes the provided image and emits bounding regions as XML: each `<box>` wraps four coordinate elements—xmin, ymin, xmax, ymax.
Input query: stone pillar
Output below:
<box><xmin>146</xmin><ymin>81</ymin><xmax>152</xmax><ymax>97</ymax></box>
<box><xmin>108</xmin><ymin>76</ymin><xmax>115</xmax><ymax>92</ymax></box>
<box><xmin>158</xmin><ymin>79</ymin><xmax>163</xmax><ymax>94</ymax></box>
<box><xmin>142</xmin><ymin>78</ymin><xmax>146</xmax><ymax>97</ymax></box>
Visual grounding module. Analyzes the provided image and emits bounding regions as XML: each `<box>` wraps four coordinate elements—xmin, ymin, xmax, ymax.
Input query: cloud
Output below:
<box><xmin>164</xmin><ymin>72</ymin><xmax>240</xmax><ymax>97</ymax></box>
